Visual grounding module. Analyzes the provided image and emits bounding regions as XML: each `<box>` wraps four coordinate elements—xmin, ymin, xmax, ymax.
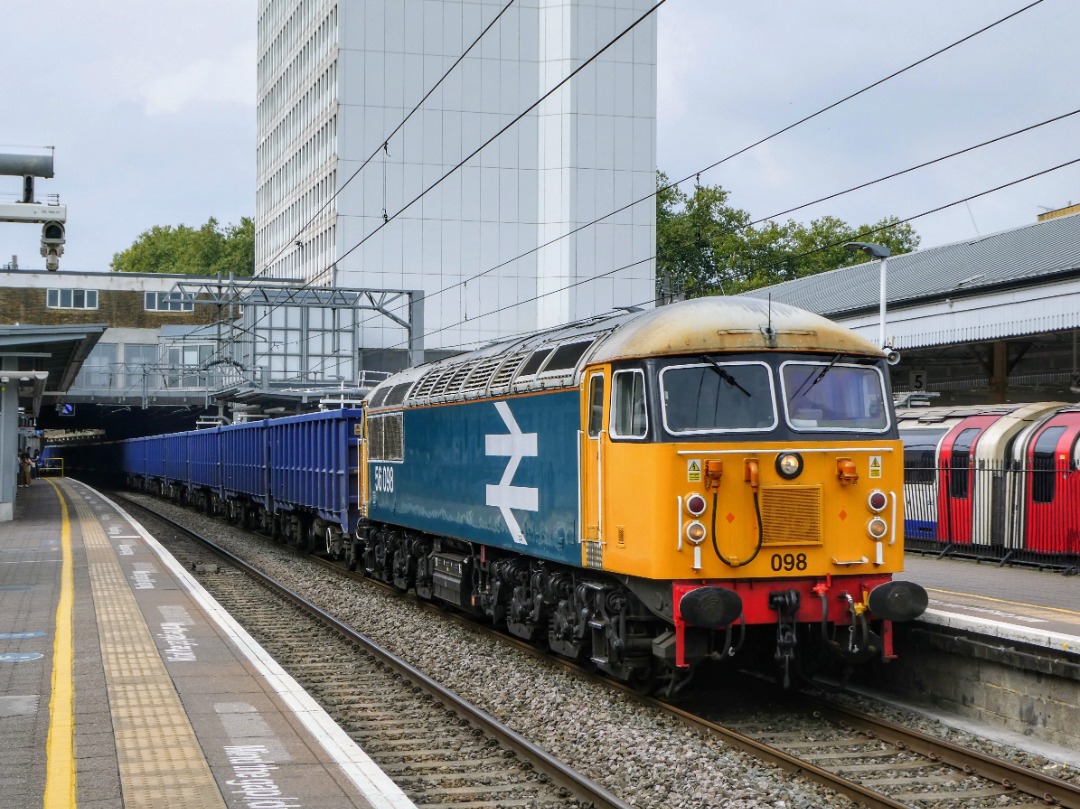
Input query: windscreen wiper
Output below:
<box><xmin>700</xmin><ymin>355</ymin><xmax>751</xmax><ymax>397</ymax></box>
<box><xmin>791</xmin><ymin>353</ymin><xmax>843</xmax><ymax>402</ymax></box>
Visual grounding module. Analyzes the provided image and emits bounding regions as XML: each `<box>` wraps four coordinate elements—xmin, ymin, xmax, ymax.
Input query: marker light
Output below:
<box><xmin>686</xmin><ymin>494</ymin><xmax>707</xmax><ymax>516</ymax></box>
<box><xmin>868</xmin><ymin>490</ymin><xmax>888</xmax><ymax>513</ymax></box>
<box><xmin>685</xmin><ymin>521</ymin><xmax>707</xmax><ymax>544</ymax></box>
<box><xmin>867</xmin><ymin>517</ymin><xmax>888</xmax><ymax>539</ymax></box>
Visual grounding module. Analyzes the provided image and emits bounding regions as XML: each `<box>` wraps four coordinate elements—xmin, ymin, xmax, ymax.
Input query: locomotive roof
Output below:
<box><xmin>367</xmin><ymin>296</ymin><xmax>881</xmax><ymax>409</ymax></box>
<box><xmin>587</xmin><ymin>296</ymin><xmax>880</xmax><ymax>364</ymax></box>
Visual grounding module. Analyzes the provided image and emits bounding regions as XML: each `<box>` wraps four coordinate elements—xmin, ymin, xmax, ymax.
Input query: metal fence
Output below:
<box><xmin>904</xmin><ymin>461</ymin><xmax>1080</xmax><ymax>569</ymax></box>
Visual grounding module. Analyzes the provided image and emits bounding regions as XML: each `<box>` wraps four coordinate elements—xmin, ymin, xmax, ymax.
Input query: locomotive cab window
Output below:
<box><xmin>660</xmin><ymin>360</ymin><xmax>776</xmax><ymax>434</ymax></box>
<box><xmin>611</xmin><ymin>369</ymin><xmax>648</xmax><ymax>439</ymax></box>
<box><xmin>587</xmin><ymin>374</ymin><xmax>605</xmax><ymax>437</ymax></box>
<box><xmin>781</xmin><ymin>361</ymin><xmax>889</xmax><ymax>432</ymax></box>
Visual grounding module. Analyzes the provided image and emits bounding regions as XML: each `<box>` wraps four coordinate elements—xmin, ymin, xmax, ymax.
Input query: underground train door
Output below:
<box><xmin>1024</xmin><ymin>413</ymin><xmax>1080</xmax><ymax>554</ymax></box>
<box><xmin>938</xmin><ymin>416</ymin><xmax>997</xmax><ymax>543</ymax></box>
<box><xmin>580</xmin><ymin>371</ymin><xmax>606</xmax><ymax>547</ymax></box>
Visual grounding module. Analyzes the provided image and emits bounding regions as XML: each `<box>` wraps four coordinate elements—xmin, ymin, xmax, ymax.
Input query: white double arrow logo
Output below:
<box><xmin>485</xmin><ymin>401</ymin><xmax>539</xmax><ymax>544</ymax></box>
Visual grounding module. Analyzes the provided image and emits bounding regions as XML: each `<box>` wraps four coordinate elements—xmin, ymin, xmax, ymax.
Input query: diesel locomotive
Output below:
<box><xmin>94</xmin><ymin>296</ymin><xmax>927</xmax><ymax>690</ymax></box>
<box><xmin>360</xmin><ymin>296</ymin><xmax>927</xmax><ymax>688</ymax></box>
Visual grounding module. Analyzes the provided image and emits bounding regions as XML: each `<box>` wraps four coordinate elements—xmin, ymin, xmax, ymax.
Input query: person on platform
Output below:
<box><xmin>18</xmin><ymin>452</ymin><xmax>33</xmax><ymax>488</ymax></box>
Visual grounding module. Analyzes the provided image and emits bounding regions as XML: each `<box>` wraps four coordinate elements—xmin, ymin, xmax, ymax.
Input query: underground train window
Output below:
<box><xmin>1032</xmin><ymin>426</ymin><xmax>1066</xmax><ymax>503</ymax></box>
<box><xmin>610</xmin><ymin>369</ymin><xmax>648</xmax><ymax>439</ymax></box>
<box><xmin>660</xmin><ymin>361</ymin><xmax>776</xmax><ymax>434</ymax></box>
<box><xmin>780</xmin><ymin>361</ymin><xmax>889</xmax><ymax>432</ymax></box>
<box><xmin>948</xmin><ymin>427</ymin><xmax>979</xmax><ymax>499</ymax></box>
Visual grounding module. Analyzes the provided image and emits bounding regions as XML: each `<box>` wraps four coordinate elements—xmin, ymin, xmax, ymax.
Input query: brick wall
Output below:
<box><xmin>873</xmin><ymin>624</ymin><xmax>1080</xmax><ymax>751</ymax></box>
<box><xmin>0</xmin><ymin>287</ymin><xmax>217</xmax><ymax>328</ymax></box>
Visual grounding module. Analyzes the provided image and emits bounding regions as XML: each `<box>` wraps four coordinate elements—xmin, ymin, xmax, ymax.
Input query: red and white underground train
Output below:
<box><xmin>898</xmin><ymin>402</ymin><xmax>1080</xmax><ymax>560</ymax></box>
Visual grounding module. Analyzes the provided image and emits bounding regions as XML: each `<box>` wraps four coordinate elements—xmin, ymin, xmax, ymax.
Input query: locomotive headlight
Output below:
<box><xmin>775</xmin><ymin>452</ymin><xmax>803</xmax><ymax>480</ymax></box>
<box><xmin>867</xmin><ymin>490</ymin><xmax>888</xmax><ymax>513</ymax></box>
<box><xmin>685</xmin><ymin>520</ymin><xmax>707</xmax><ymax>545</ymax></box>
<box><xmin>686</xmin><ymin>493</ymin><xmax>707</xmax><ymax>516</ymax></box>
<box><xmin>867</xmin><ymin>517</ymin><xmax>888</xmax><ymax>539</ymax></box>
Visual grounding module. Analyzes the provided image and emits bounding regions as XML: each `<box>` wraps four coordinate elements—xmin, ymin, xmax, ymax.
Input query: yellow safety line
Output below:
<box><xmin>928</xmin><ymin>586</ymin><xmax>1080</xmax><ymax>617</ymax></box>
<box><xmin>43</xmin><ymin>479</ymin><xmax>77</xmax><ymax>809</ymax></box>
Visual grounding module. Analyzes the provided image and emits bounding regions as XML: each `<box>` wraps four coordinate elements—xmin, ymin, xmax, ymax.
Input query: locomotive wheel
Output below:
<box><xmin>345</xmin><ymin>540</ymin><xmax>360</xmax><ymax>572</ymax></box>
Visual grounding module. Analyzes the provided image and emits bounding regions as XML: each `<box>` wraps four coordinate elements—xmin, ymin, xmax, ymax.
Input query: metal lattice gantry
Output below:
<box><xmin>173</xmin><ymin>276</ymin><xmax>425</xmax><ymax>390</ymax></box>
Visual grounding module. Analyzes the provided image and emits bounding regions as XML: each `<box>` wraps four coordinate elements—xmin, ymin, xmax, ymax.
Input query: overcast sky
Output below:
<box><xmin>2</xmin><ymin>0</ymin><xmax>1077</xmax><ymax>273</ymax></box>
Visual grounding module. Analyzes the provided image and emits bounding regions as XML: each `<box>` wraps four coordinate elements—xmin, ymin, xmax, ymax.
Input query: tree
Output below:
<box><xmin>656</xmin><ymin>172</ymin><xmax>919</xmax><ymax>299</ymax></box>
<box><xmin>111</xmin><ymin>217</ymin><xmax>255</xmax><ymax>276</ymax></box>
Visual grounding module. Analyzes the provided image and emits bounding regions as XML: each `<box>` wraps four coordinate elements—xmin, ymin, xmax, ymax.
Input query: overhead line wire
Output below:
<box><xmin>386</xmin><ymin>155</ymin><xmax>1080</xmax><ymax>353</ymax></box>
<box><xmin>352</xmin><ymin>0</ymin><xmax>1048</xmax><ymax>332</ymax></box>
<box><xmin>193</xmin><ymin>1</ymin><xmax>517</xmax><ymax>369</ymax></box>
<box><xmin>748</xmin><ymin>106</ymin><xmax>1080</xmax><ymax>226</ymax></box>
<box><xmin>259</xmin><ymin>0</ymin><xmax>518</xmax><ymax>275</ymax></box>
<box><xmin>333</xmin><ymin>0</ymin><xmax>669</xmax><ymax>268</ymax></box>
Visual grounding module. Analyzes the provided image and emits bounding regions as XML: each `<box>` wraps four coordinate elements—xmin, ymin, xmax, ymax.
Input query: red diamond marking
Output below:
<box><xmin>839</xmin><ymin>509</ymin><xmax>848</xmax><ymax>521</ymax></box>
<box><xmin>726</xmin><ymin>513</ymin><xmax>735</xmax><ymax>523</ymax></box>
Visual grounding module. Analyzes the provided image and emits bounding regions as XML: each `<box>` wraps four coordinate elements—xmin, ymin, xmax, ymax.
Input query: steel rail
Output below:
<box><xmin>807</xmin><ymin>699</ymin><xmax>1080</xmax><ymax>809</ymax></box>
<box><xmin>117</xmin><ymin>494</ymin><xmax>633</xmax><ymax>809</ymax></box>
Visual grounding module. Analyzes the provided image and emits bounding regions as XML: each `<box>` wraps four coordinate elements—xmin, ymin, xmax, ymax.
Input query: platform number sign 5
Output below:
<box><xmin>909</xmin><ymin>369</ymin><xmax>926</xmax><ymax>391</ymax></box>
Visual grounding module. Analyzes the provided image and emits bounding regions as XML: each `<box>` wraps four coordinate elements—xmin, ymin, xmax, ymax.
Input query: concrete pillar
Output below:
<box><xmin>0</xmin><ymin>371</ymin><xmax>19</xmax><ymax>521</ymax></box>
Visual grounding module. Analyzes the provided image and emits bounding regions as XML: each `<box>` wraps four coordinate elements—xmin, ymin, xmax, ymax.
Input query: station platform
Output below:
<box><xmin>0</xmin><ymin>477</ymin><xmax>416</xmax><ymax>808</ymax></box>
<box><xmin>897</xmin><ymin>554</ymin><xmax>1080</xmax><ymax>656</ymax></box>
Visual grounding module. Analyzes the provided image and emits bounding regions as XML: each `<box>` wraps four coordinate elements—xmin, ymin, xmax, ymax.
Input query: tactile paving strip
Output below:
<box><xmin>67</xmin><ymin>481</ymin><xmax>226</xmax><ymax>808</ymax></box>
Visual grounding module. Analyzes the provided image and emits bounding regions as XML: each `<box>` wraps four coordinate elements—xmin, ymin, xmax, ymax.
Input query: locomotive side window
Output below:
<box><xmin>1032</xmin><ymin>426</ymin><xmax>1066</xmax><ymax>503</ymax></box>
<box><xmin>781</xmin><ymin>361</ymin><xmax>889</xmax><ymax>432</ymax></box>
<box><xmin>660</xmin><ymin>361</ymin><xmax>776</xmax><ymax>434</ymax></box>
<box><xmin>587</xmin><ymin>374</ymin><xmax>605</xmax><ymax>437</ymax></box>
<box><xmin>611</xmin><ymin>370</ymin><xmax>648</xmax><ymax>439</ymax></box>
<box><xmin>948</xmin><ymin>427</ymin><xmax>979</xmax><ymax>499</ymax></box>
<box><xmin>368</xmin><ymin>413</ymin><xmax>404</xmax><ymax>462</ymax></box>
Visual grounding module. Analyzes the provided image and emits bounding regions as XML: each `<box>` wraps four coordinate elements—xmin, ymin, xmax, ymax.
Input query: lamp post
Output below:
<box><xmin>844</xmin><ymin>241</ymin><xmax>891</xmax><ymax>353</ymax></box>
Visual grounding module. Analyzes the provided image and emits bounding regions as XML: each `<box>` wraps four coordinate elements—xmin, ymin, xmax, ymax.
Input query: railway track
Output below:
<box><xmin>117</xmin><ymin>490</ymin><xmax>1080</xmax><ymax>809</ymax></box>
<box><xmin>669</xmin><ymin>686</ymin><xmax>1080</xmax><ymax>809</ymax></box>
<box><xmin>117</xmin><ymin>494</ymin><xmax>628</xmax><ymax>809</ymax></box>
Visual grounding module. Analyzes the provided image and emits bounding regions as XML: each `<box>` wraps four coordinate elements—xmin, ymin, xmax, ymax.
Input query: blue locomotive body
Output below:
<box><xmin>367</xmin><ymin>391</ymin><xmax>581</xmax><ymax>567</ymax></box>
